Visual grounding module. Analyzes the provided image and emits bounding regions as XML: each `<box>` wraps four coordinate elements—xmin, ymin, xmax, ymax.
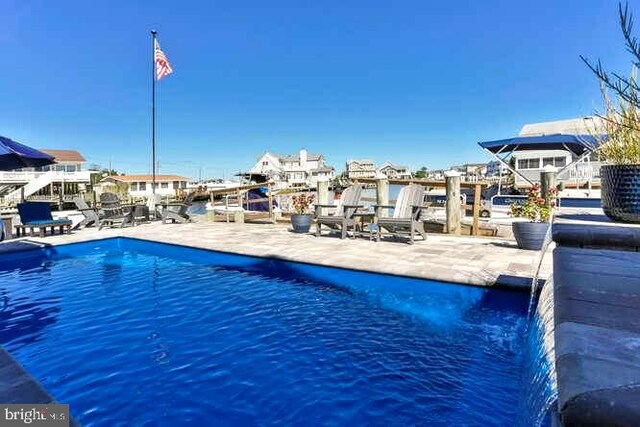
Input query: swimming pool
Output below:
<box><xmin>0</xmin><ymin>238</ymin><xmax>529</xmax><ymax>425</ymax></box>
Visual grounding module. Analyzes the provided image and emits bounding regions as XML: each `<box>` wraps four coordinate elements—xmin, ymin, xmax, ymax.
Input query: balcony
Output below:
<box><xmin>514</xmin><ymin>161</ymin><xmax>602</xmax><ymax>186</ymax></box>
<box><xmin>0</xmin><ymin>170</ymin><xmax>93</xmax><ymax>184</ymax></box>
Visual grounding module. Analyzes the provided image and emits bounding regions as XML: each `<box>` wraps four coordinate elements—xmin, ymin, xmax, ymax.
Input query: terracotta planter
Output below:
<box><xmin>291</xmin><ymin>214</ymin><xmax>313</xmax><ymax>233</ymax></box>
<box><xmin>601</xmin><ymin>164</ymin><xmax>640</xmax><ymax>223</ymax></box>
<box><xmin>512</xmin><ymin>221</ymin><xmax>551</xmax><ymax>250</ymax></box>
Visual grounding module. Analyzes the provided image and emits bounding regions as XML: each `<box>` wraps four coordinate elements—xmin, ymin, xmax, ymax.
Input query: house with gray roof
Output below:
<box><xmin>250</xmin><ymin>149</ymin><xmax>335</xmax><ymax>189</ymax></box>
<box><xmin>378</xmin><ymin>161</ymin><xmax>411</xmax><ymax>179</ymax></box>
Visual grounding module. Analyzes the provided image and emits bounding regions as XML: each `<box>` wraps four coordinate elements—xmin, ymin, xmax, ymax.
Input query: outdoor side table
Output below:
<box><xmin>352</xmin><ymin>212</ymin><xmax>376</xmax><ymax>239</ymax></box>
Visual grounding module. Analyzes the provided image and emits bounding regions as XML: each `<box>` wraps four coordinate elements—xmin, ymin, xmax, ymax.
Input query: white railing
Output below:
<box><xmin>515</xmin><ymin>162</ymin><xmax>602</xmax><ymax>186</ymax></box>
<box><xmin>560</xmin><ymin>162</ymin><xmax>602</xmax><ymax>181</ymax></box>
<box><xmin>2</xmin><ymin>171</ymin><xmax>93</xmax><ymax>204</ymax></box>
<box><xmin>0</xmin><ymin>170</ymin><xmax>92</xmax><ymax>183</ymax></box>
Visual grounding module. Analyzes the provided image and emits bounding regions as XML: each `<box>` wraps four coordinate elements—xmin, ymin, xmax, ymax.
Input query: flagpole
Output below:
<box><xmin>151</xmin><ymin>29</ymin><xmax>157</xmax><ymax>197</ymax></box>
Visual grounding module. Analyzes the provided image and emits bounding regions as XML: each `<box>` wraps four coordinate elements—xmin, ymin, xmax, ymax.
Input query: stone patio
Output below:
<box><xmin>2</xmin><ymin>220</ymin><xmax>552</xmax><ymax>289</ymax></box>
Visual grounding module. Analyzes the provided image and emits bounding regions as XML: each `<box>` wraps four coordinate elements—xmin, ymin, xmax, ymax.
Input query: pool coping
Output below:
<box><xmin>553</xmin><ymin>219</ymin><xmax>640</xmax><ymax>425</ymax></box>
<box><xmin>0</xmin><ymin>233</ymin><xmax>537</xmax><ymax>292</ymax></box>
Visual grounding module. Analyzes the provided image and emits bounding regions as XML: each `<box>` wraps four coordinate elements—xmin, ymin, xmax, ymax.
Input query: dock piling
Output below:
<box><xmin>317</xmin><ymin>179</ymin><xmax>329</xmax><ymax>217</ymax></box>
<box><xmin>376</xmin><ymin>175</ymin><xmax>389</xmax><ymax>217</ymax></box>
<box><xmin>445</xmin><ymin>171</ymin><xmax>461</xmax><ymax>235</ymax></box>
<box><xmin>541</xmin><ymin>167</ymin><xmax>557</xmax><ymax>207</ymax></box>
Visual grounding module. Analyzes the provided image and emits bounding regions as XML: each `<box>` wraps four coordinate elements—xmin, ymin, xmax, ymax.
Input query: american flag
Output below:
<box><xmin>154</xmin><ymin>39</ymin><xmax>173</xmax><ymax>81</ymax></box>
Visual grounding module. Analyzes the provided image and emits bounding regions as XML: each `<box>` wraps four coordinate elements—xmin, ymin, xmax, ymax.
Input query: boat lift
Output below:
<box><xmin>478</xmin><ymin>133</ymin><xmax>603</xmax><ymax>191</ymax></box>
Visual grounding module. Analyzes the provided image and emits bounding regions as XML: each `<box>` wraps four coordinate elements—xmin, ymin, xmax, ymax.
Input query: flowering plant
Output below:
<box><xmin>509</xmin><ymin>184</ymin><xmax>557</xmax><ymax>222</ymax></box>
<box><xmin>290</xmin><ymin>193</ymin><xmax>315</xmax><ymax>215</ymax></box>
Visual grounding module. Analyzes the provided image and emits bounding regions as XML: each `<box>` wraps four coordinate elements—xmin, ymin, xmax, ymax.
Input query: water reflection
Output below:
<box><xmin>0</xmin><ymin>287</ymin><xmax>61</xmax><ymax>350</ymax></box>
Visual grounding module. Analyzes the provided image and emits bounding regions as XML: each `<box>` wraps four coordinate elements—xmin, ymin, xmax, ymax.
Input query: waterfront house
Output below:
<box><xmin>346</xmin><ymin>159</ymin><xmax>376</xmax><ymax>180</ymax></box>
<box><xmin>486</xmin><ymin>160</ymin><xmax>507</xmax><ymax>178</ymax></box>
<box><xmin>511</xmin><ymin>117</ymin><xmax>604</xmax><ymax>188</ymax></box>
<box><xmin>99</xmin><ymin>174</ymin><xmax>189</xmax><ymax>199</ymax></box>
<box><xmin>0</xmin><ymin>149</ymin><xmax>92</xmax><ymax>205</ymax></box>
<box><xmin>250</xmin><ymin>149</ymin><xmax>335</xmax><ymax>189</ymax></box>
<box><xmin>426</xmin><ymin>169</ymin><xmax>446</xmax><ymax>180</ymax></box>
<box><xmin>450</xmin><ymin>163</ymin><xmax>489</xmax><ymax>182</ymax></box>
<box><xmin>378</xmin><ymin>162</ymin><xmax>412</xmax><ymax>179</ymax></box>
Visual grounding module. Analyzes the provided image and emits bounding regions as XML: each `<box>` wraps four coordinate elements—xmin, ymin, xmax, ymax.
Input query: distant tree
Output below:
<box><xmin>414</xmin><ymin>166</ymin><xmax>428</xmax><ymax>179</ymax></box>
<box><xmin>101</xmin><ymin>168</ymin><xmax>122</xmax><ymax>177</ymax></box>
<box><xmin>331</xmin><ymin>171</ymin><xmax>350</xmax><ymax>189</ymax></box>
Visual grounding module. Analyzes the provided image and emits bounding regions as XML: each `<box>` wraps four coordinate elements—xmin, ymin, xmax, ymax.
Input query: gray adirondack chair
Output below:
<box><xmin>98</xmin><ymin>192</ymin><xmax>133</xmax><ymax>229</ymax></box>
<box><xmin>374</xmin><ymin>183</ymin><xmax>427</xmax><ymax>244</ymax></box>
<box><xmin>315</xmin><ymin>184</ymin><xmax>364</xmax><ymax>239</ymax></box>
<box><xmin>161</xmin><ymin>192</ymin><xmax>196</xmax><ymax>224</ymax></box>
<box><xmin>73</xmin><ymin>197</ymin><xmax>101</xmax><ymax>228</ymax></box>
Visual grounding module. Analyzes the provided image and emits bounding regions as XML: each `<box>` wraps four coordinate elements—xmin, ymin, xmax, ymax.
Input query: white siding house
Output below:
<box><xmin>250</xmin><ymin>149</ymin><xmax>335</xmax><ymax>189</ymax></box>
<box><xmin>99</xmin><ymin>174</ymin><xmax>189</xmax><ymax>199</ymax></box>
<box><xmin>0</xmin><ymin>149</ymin><xmax>92</xmax><ymax>204</ymax></box>
<box><xmin>346</xmin><ymin>159</ymin><xmax>376</xmax><ymax>179</ymax></box>
<box><xmin>512</xmin><ymin>117</ymin><xmax>604</xmax><ymax>187</ymax></box>
<box><xmin>378</xmin><ymin>162</ymin><xmax>411</xmax><ymax>179</ymax></box>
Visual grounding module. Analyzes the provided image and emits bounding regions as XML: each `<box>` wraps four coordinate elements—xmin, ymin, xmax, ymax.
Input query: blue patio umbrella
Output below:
<box><xmin>0</xmin><ymin>135</ymin><xmax>55</xmax><ymax>171</ymax></box>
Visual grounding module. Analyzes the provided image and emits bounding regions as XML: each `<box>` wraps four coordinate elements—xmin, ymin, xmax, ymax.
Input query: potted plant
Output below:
<box><xmin>290</xmin><ymin>193</ymin><xmax>315</xmax><ymax>233</ymax></box>
<box><xmin>509</xmin><ymin>184</ymin><xmax>556</xmax><ymax>250</ymax></box>
<box><xmin>582</xmin><ymin>4</ymin><xmax>640</xmax><ymax>223</ymax></box>
<box><xmin>596</xmin><ymin>93</ymin><xmax>640</xmax><ymax>223</ymax></box>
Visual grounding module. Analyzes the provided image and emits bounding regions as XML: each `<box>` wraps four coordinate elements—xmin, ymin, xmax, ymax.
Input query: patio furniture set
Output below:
<box><xmin>6</xmin><ymin>192</ymin><xmax>195</xmax><ymax>239</ymax></box>
<box><xmin>315</xmin><ymin>183</ymin><xmax>428</xmax><ymax>244</ymax></box>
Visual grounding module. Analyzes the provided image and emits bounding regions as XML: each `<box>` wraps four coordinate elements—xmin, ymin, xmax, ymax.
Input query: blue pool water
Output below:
<box><xmin>0</xmin><ymin>238</ymin><xmax>529</xmax><ymax>426</ymax></box>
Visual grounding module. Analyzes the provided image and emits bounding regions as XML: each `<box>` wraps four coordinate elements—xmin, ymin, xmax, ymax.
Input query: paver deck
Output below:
<box><xmin>1</xmin><ymin>220</ymin><xmax>552</xmax><ymax>289</ymax></box>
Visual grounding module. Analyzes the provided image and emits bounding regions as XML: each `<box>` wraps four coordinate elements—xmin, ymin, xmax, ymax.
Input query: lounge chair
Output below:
<box><xmin>374</xmin><ymin>183</ymin><xmax>427</xmax><ymax>244</ymax></box>
<box><xmin>161</xmin><ymin>192</ymin><xmax>196</xmax><ymax>224</ymax></box>
<box><xmin>15</xmin><ymin>202</ymin><xmax>72</xmax><ymax>237</ymax></box>
<box><xmin>315</xmin><ymin>184</ymin><xmax>364</xmax><ymax>239</ymax></box>
<box><xmin>73</xmin><ymin>197</ymin><xmax>101</xmax><ymax>228</ymax></box>
<box><xmin>98</xmin><ymin>192</ymin><xmax>133</xmax><ymax>229</ymax></box>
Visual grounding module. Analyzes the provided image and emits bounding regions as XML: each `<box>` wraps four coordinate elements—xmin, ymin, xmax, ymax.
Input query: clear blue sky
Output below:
<box><xmin>0</xmin><ymin>0</ymin><xmax>631</xmax><ymax>179</ymax></box>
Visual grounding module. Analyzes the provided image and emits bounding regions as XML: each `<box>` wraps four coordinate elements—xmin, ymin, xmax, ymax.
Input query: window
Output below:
<box><xmin>262</xmin><ymin>161</ymin><xmax>268</xmax><ymax>166</ymax></box>
<box><xmin>161</xmin><ymin>182</ymin><xmax>169</xmax><ymax>189</ymax></box>
<box><xmin>56</xmin><ymin>165</ymin><xmax>65</xmax><ymax>172</ymax></box>
<box><xmin>173</xmin><ymin>181</ymin><xmax>180</xmax><ymax>189</ymax></box>
<box><xmin>65</xmin><ymin>165</ymin><xmax>76</xmax><ymax>172</ymax></box>
<box><xmin>517</xmin><ymin>158</ymin><xmax>540</xmax><ymax>169</ymax></box>
<box><xmin>542</xmin><ymin>157</ymin><xmax>567</xmax><ymax>167</ymax></box>
<box><xmin>130</xmin><ymin>182</ymin><xmax>138</xmax><ymax>191</ymax></box>
<box><xmin>139</xmin><ymin>182</ymin><xmax>147</xmax><ymax>191</ymax></box>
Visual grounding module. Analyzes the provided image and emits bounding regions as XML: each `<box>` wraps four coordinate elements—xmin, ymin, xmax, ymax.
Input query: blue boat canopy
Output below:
<box><xmin>478</xmin><ymin>134</ymin><xmax>603</xmax><ymax>155</ymax></box>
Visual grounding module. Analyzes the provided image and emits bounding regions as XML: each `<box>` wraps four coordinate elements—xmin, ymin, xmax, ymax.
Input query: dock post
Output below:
<box><xmin>376</xmin><ymin>173</ymin><xmax>389</xmax><ymax>217</ymax></box>
<box><xmin>268</xmin><ymin>182</ymin><xmax>274</xmax><ymax>223</ymax></box>
<box><xmin>472</xmin><ymin>183</ymin><xmax>481</xmax><ymax>236</ymax></box>
<box><xmin>445</xmin><ymin>170</ymin><xmax>461</xmax><ymax>235</ymax></box>
<box><xmin>316</xmin><ymin>178</ymin><xmax>329</xmax><ymax>216</ymax></box>
<box><xmin>541</xmin><ymin>166</ymin><xmax>557</xmax><ymax>207</ymax></box>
